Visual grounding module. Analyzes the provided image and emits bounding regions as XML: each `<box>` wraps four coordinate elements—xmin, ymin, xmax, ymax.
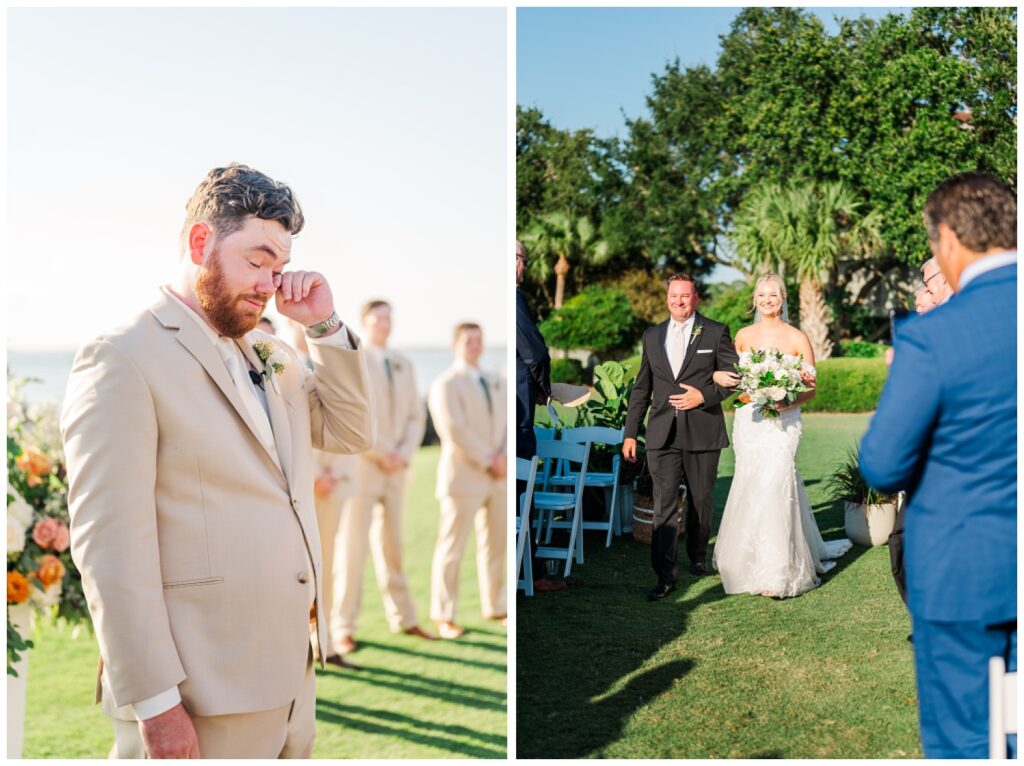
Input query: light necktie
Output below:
<box><xmin>668</xmin><ymin>323</ymin><xmax>685</xmax><ymax>378</ymax></box>
<box><xmin>215</xmin><ymin>338</ymin><xmax>276</xmax><ymax>449</ymax></box>
<box><xmin>479</xmin><ymin>375</ymin><xmax>492</xmax><ymax>412</ymax></box>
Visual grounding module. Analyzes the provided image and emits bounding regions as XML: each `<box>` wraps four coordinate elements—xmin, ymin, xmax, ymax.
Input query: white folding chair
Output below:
<box><xmin>551</xmin><ymin>426</ymin><xmax>625</xmax><ymax>547</ymax></box>
<box><xmin>532</xmin><ymin>440</ymin><xmax>591</xmax><ymax>578</ymax></box>
<box><xmin>516</xmin><ymin>456</ymin><xmax>539</xmax><ymax>596</ymax></box>
<box><xmin>989</xmin><ymin>655</ymin><xmax>1017</xmax><ymax>758</ymax></box>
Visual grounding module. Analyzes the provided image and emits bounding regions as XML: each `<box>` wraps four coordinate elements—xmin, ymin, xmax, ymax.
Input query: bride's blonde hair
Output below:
<box><xmin>752</xmin><ymin>273</ymin><xmax>788</xmax><ymax>322</ymax></box>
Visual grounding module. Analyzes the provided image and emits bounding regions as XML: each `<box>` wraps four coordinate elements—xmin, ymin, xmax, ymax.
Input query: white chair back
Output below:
<box><xmin>989</xmin><ymin>655</ymin><xmax>1017</xmax><ymax>758</ymax></box>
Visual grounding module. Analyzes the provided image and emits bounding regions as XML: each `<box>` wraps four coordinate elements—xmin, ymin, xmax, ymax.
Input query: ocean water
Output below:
<box><xmin>7</xmin><ymin>347</ymin><xmax>507</xmax><ymax>405</ymax></box>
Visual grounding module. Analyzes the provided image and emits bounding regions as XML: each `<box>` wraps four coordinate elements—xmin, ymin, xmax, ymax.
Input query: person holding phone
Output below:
<box><xmin>62</xmin><ymin>164</ymin><xmax>374</xmax><ymax>758</ymax></box>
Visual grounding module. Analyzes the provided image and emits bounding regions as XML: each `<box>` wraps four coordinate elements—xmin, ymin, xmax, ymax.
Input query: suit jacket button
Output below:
<box><xmin>297</xmin><ymin>572</ymin><xmax>309</xmax><ymax>584</ymax></box>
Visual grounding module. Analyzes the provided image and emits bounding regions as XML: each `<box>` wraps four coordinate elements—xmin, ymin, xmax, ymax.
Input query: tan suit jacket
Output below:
<box><xmin>61</xmin><ymin>292</ymin><xmax>374</xmax><ymax>718</ymax></box>
<box><xmin>429</xmin><ymin>361</ymin><xmax>506</xmax><ymax>499</ymax></box>
<box><xmin>355</xmin><ymin>347</ymin><xmax>425</xmax><ymax>490</ymax></box>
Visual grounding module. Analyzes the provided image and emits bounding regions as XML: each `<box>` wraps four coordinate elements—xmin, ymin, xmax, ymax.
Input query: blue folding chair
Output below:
<box><xmin>533</xmin><ymin>440</ymin><xmax>591</xmax><ymax>578</ymax></box>
<box><xmin>550</xmin><ymin>426</ymin><xmax>626</xmax><ymax>548</ymax></box>
<box><xmin>516</xmin><ymin>456</ymin><xmax>539</xmax><ymax>596</ymax></box>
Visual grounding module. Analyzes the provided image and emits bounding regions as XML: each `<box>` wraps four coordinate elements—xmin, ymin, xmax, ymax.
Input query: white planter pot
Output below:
<box><xmin>7</xmin><ymin>602</ymin><xmax>32</xmax><ymax>758</ymax></box>
<box><xmin>844</xmin><ymin>501</ymin><xmax>897</xmax><ymax>547</ymax></box>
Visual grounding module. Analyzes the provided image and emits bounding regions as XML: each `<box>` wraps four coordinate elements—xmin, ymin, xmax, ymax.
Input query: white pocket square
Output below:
<box><xmin>696</xmin><ymin>349</ymin><xmax>713</xmax><ymax>354</ymax></box>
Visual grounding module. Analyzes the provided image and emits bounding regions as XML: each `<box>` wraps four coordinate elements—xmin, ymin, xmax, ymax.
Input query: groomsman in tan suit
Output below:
<box><xmin>428</xmin><ymin>322</ymin><xmax>507</xmax><ymax>639</ymax></box>
<box><xmin>330</xmin><ymin>300</ymin><xmax>433</xmax><ymax>655</ymax></box>
<box><xmin>61</xmin><ymin>164</ymin><xmax>374</xmax><ymax>758</ymax></box>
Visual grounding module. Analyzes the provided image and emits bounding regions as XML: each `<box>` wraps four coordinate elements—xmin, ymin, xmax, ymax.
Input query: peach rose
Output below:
<box><xmin>16</xmin><ymin>447</ymin><xmax>51</xmax><ymax>487</ymax></box>
<box><xmin>35</xmin><ymin>554</ymin><xmax>65</xmax><ymax>587</ymax></box>
<box><xmin>32</xmin><ymin>518</ymin><xmax>63</xmax><ymax>550</ymax></box>
<box><xmin>7</xmin><ymin>571</ymin><xmax>30</xmax><ymax>604</ymax></box>
<box><xmin>51</xmin><ymin>521</ymin><xmax>70</xmax><ymax>553</ymax></box>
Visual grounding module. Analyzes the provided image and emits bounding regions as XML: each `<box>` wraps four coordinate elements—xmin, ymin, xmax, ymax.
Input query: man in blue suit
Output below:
<box><xmin>860</xmin><ymin>172</ymin><xmax>1016</xmax><ymax>758</ymax></box>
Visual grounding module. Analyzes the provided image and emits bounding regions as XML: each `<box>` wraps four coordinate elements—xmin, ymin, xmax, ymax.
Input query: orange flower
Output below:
<box><xmin>35</xmin><ymin>555</ymin><xmax>65</xmax><ymax>587</ymax></box>
<box><xmin>16</xmin><ymin>447</ymin><xmax>52</xmax><ymax>487</ymax></box>
<box><xmin>7</xmin><ymin>571</ymin><xmax>30</xmax><ymax>603</ymax></box>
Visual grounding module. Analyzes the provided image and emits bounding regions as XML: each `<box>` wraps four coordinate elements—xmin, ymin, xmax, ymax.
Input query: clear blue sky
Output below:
<box><xmin>8</xmin><ymin>8</ymin><xmax>506</xmax><ymax>352</ymax></box>
<box><xmin>518</xmin><ymin>7</ymin><xmax>910</xmax><ymax>138</ymax></box>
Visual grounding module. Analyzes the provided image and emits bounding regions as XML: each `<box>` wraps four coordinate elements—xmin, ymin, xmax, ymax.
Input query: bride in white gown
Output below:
<box><xmin>711</xmin><ymin>274</ymin><xmax>852</xmax><ymax>598</ymax></box>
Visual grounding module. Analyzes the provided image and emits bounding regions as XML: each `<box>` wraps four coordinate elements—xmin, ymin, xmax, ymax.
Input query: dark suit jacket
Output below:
<box><xmin>625</xmin><ymin>313</ymin><xmax>739</xmax><ymax>451</ymax></box>
<box><xmin>516</xmin><ymin>288</ymin><xmax>551</xmax><ymax>456</ymax></box>
<box><xmin>860</xmin><ymin>261</ymin><xmax>1016</xmax><ymax>625</ymax></box>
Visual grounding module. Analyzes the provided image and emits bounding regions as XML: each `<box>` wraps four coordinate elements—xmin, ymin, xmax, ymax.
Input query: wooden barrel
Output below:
<box><xmin>632</xmin><ymin>485</ymin><xmax>687</xmax><ymax>544</ymax></box>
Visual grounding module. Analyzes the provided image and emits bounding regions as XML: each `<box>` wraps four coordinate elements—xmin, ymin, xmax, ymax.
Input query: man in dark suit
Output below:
<box><xmin>623</xmin><ymin>274</ymin><xmax>738</xmax><ymax>600</ymax></box>
<box><xmin>515</xmin><ymin>241</ymin><xmax>565</xmax><ymax>594</ymax></box>
<box><xmin>860</xmin><ymin>172</ymin><xmax>1016</xmax><ymax>758</ymax></box>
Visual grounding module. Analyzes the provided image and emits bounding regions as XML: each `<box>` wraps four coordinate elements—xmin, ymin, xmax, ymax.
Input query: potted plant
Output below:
<box><xmin>824</xmin><ymin>447</ymin><xmax>899</xmax><ymax>547</ymax></box>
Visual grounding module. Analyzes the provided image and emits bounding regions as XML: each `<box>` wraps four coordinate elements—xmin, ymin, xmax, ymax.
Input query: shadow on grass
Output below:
<box><xmin>356</xmin><ymin>640</ymin><xmax>505</xmax><ymax>673</ymax></box>
<box><xmin>518</xmin><ymin>507</ymin><xmax>730</xmax><ymax>758</ymax></box>
<box><xmin>321</xmin><ymin>665</ymin><xmax>506</xmax><ymax>712</ymax></box>
<box><xmin>316</xmin><ymin>699</ymin><xmax>505</xmax><ymax>758</ymax></box>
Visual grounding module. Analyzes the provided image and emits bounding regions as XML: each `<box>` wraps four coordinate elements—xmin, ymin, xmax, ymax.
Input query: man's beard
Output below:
<box><xmin>194</xmin><ymin>250</ymin><xmax>270</xmax><ymax>338</ymax></box>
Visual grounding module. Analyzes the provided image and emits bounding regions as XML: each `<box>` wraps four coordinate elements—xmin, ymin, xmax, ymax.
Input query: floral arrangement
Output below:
<box><xmin>253</xmin><ymin>340</ymin><xmax>289</xmax><ymax>393</ymax></box>
<box><xmin>7</xmin><ymin>377</ymin><xmax>89</xmax><ymax>676</ymax></box>
<box><xmin>734</xmin><ymin>348</ymin><xmax>811</xmax><ymax>419</ymax></box>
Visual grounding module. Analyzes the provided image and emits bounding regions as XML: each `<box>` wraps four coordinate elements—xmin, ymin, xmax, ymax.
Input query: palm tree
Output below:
<box><xmin>520</xmin><ymin>212</ymin><xmax>609</xmax><ymax>309</ymax></box>
<box><xmin>732</xmin><ymin>180</ymin><xmax>882</xmax><ymax>359</ymax></box>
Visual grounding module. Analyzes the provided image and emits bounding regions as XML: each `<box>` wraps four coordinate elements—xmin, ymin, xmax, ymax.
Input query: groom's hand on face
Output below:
<box><xmin>140</xmin><ymin>702</ymin><xmax>200</xmax><ymax>758</ymax></box>
<box><xmin>669</xmin><ymin>384</ymin><xmax>704</xmax><ymax>411</ymax></box>
<box><xmin>622</xmin><ymin>438</ymin><xmax>638</xmax><ymax>463</ymax></box>
<box><xmin>275</xmin><ymin>270</ymin><xmax>336</xmax><ymax>330</ymax></box>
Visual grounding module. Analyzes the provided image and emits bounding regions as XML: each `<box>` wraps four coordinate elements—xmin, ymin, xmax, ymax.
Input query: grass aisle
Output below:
<box><xmin>22</xmin><ymin>446</ymin><xmax>507</xmax><ymax>759</ymax></box>
<box><xmin>517</xmin><ymin>414</ymin><xmax>920</xmax><ymax>759</ymax></box>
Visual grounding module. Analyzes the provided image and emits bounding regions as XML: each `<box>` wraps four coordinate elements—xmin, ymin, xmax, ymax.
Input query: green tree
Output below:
<box><xmin>538</xmin><ymin>286</ymin><xmax>640</xmax><ymax>359</ymax></box>
<box><xmin>520</xmin><ymin>211</ymin><xmax>610</xmax><ymax>310</ymax></box>
<box><xmin>733</xmin><ymin>180</ymin><xmax>882</xmax><ymax>359</ymax></box>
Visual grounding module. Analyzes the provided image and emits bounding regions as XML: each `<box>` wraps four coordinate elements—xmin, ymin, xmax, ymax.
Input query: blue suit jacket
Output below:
<box><xmin>860</xmin><ymin>262</ymin><xmax>1016</xmax><ymax>624</ymax></box>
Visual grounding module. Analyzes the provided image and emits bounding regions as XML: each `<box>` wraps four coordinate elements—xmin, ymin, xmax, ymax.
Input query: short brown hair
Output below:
<box><xmin>666</xmin><ymin>273</ymin><xmax>700</xmax><ymax>295</ymax></box>
<box><xmin>360</xmin><ymin>299</ymin><xmax>391</xmax><ymax>319</ymax></box>
<box><xmin>180</xmin><ymin>163</ymin><xmax>304</xmax><ymax>256</ymax></box>
<box><xmin>923</xmin><ymin>172</ymin><xmax>1016</xmax><ymax>253</ymax></box>
<box><xmin>453</xmin><ymin>322</ymin><xmax>482</xmax><ymax>343</ymax></box>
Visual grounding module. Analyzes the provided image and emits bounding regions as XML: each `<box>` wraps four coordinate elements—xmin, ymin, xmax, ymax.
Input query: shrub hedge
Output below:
<box><xmin>839</xmin><ymin>339</ymin><xmax>887</xmax><ymax>358</ymax></box>
<box><xmin>551</xmin><ymin>358</ymin><xmax>589</xmax><ymax>385</ymax></box>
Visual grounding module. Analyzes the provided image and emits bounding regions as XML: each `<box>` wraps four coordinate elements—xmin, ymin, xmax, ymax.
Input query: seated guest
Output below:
<box><xmin>860</xmin><ymin>172</ymin><xmax>1016</xmax><ymax>759</ymax></box>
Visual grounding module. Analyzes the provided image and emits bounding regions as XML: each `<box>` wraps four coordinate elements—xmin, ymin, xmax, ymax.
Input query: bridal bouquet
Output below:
<box><xmin>734</xmin><ymin>348</ymin><xmax>810</xmax><ymax>419</ymax></box>
<box><xmin>7</xmin><ymin>377</ymin><xmax>90</xmax><ymax>676</ymax></box>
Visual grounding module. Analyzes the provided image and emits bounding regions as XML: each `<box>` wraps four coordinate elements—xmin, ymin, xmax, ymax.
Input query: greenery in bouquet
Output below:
<box><xmin>7</xmin><ymin>376</ymin><xmax>90</xmax><ymax>676</ymax></box>
<box><xmin>734</xmin><ymin>348</ymin><xmax>810</xmax><ymax>419</ymax></box>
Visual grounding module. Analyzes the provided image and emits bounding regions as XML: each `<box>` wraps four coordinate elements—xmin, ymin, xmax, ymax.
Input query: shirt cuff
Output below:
<box><xmin>307</xmin><ymin>323</ymin><xmax>355</xmax><ymax>351</ymax></box>
<box><xmin>132</xmin><ymin>686</ymin><xmax>181</xmax><ymax>720</ymax></box>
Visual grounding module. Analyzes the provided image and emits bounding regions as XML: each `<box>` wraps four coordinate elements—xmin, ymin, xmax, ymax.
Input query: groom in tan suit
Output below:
<box><xmin>61</xmin><ymin>164</ymin><xmax>374</xmax><ymax>758</ymax></box>
<box><xmin>428</xmin><ymin>323</ymin><xmax>507</xmax><ymax>639</ymax></box>
<box><xmin>330</xmin><ymin>299</ymin><xmax>433</xmax><ymax>655</ymax></box>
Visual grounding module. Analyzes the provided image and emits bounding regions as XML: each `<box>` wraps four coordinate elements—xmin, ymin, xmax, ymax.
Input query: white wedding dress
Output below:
<box><xmin>712</xmin><ymin>359</ymin><xmax>852</xmax><ymax>598</ymax></box>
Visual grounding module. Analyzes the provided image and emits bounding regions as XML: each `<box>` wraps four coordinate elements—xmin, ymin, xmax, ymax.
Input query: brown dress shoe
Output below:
<box><xmin>335</xmin><ymin>635</ymin><xmax>357</xmax><ymax>655</ymax></box>
<box><xmin>533</xmin><ymin>578</ymin><xmax>567</xmax><ymax>593</ymax></box>
<box><xmin>404</xmin><ymin>625</ymin><xmax>437</xmax><ymax>640</ymax></box>
<box><xmin>325</xmin><ymin>654</ymin><xmax>362</xmax><ymax>671</ymax></box>
<box><xmin>436</xmin><ymin>621</ymin><xmax>465</xmax><ymax>639</ymax></box>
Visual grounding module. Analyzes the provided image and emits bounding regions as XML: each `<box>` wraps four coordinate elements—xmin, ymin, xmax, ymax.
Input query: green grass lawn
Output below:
<box><xmin>517</xmin><ymin>413</ymin><xmax>921</xmax><ymax>759</ymax></box>
<box><xmin>20</xmin><ymin>446</ymin><xmax>507</xmax><ymax>758</ymax></box>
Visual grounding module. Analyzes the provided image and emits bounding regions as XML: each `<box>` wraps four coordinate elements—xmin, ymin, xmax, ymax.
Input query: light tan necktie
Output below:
<box><xmin>215</xmin><ymin>338</ymin><xmax>276</xmax><ymax>449</ymax></box>
<box><xmin>668</xmin><ymin>323</ymin><xmax>685</xmax><ymax>378</ymax></box>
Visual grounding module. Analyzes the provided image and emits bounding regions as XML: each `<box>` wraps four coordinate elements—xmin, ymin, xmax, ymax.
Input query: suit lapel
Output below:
<box><xmin>651</xmin><ymin>321</ymin><xmax>674</xmax><ymax>379</ymax></box>
<box><xmin>676</xmin><ymin>313</ymin><xmax>705</xmax><ymax>380</ymax></box>
<box><xmin>238</xmin><ymin>336</ymin><xmax>291</xmax><ymax>485</ymax></box>
<box><xmin>148</xmin><ymin>294</ymin><xmax>286</xmax><ymax>481</ymax></box>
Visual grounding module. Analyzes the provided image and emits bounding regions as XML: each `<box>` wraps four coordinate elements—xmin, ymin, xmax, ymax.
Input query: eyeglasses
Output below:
<box><xmin>923</xmin><ymin>270</ymin><xmax>943</xmax><ymax>286</ymax></box>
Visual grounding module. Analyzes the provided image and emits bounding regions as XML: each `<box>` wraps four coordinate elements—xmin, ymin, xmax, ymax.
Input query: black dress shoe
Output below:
<box><xmin>689</xmin><ymin>563</ymin><xmax>709</xmax><ymax>577</ymax></box>
<box><xmin>325</xmin><ymin>654</ymin><xmax>362</xmax><ymax>671</ymax></box>
<box><xmin>647</xmin><ymin>583</ymin><xmax>677</xmax><ymax>601</ymax></box>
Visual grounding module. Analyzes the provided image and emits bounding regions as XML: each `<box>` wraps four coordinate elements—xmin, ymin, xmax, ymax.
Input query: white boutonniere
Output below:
<box><xmin>253</xmin><ymin>340</ymin><xmax>288</xmax><ymax>393</ymax></box>
<box><xmin>690</xmin><ymin>323</ymin><xmax>704</xmax><ymax>345</ymax></box>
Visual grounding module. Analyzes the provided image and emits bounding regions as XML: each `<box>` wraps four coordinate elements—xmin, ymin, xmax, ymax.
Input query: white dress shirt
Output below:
<box><xmin>958</xmin><ymin>250</ymin><xmax>1017</xmax><ymax>291</ymax></box>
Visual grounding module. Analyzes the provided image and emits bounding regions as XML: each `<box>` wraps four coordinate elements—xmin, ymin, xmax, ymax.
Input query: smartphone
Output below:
<box><xmin>889</xmin><ymin>307</ymin><xmax>912</xmax><ymax>341</ymax></box>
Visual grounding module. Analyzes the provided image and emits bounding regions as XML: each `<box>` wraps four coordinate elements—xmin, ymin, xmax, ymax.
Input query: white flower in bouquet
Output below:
<box><xmin>7</xmin><ymin>488</ymin><xmax>34</xmax><ymax>554</ymax></box>
<box><xmin>734</xmin><ymin>347</ymin><xmax>810</xmax><ymax>419</ymax></box>
<box><xmin>29</xmin><ymin>580</ymin><xmax>62</xmax><ymax>609</ymax></box>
